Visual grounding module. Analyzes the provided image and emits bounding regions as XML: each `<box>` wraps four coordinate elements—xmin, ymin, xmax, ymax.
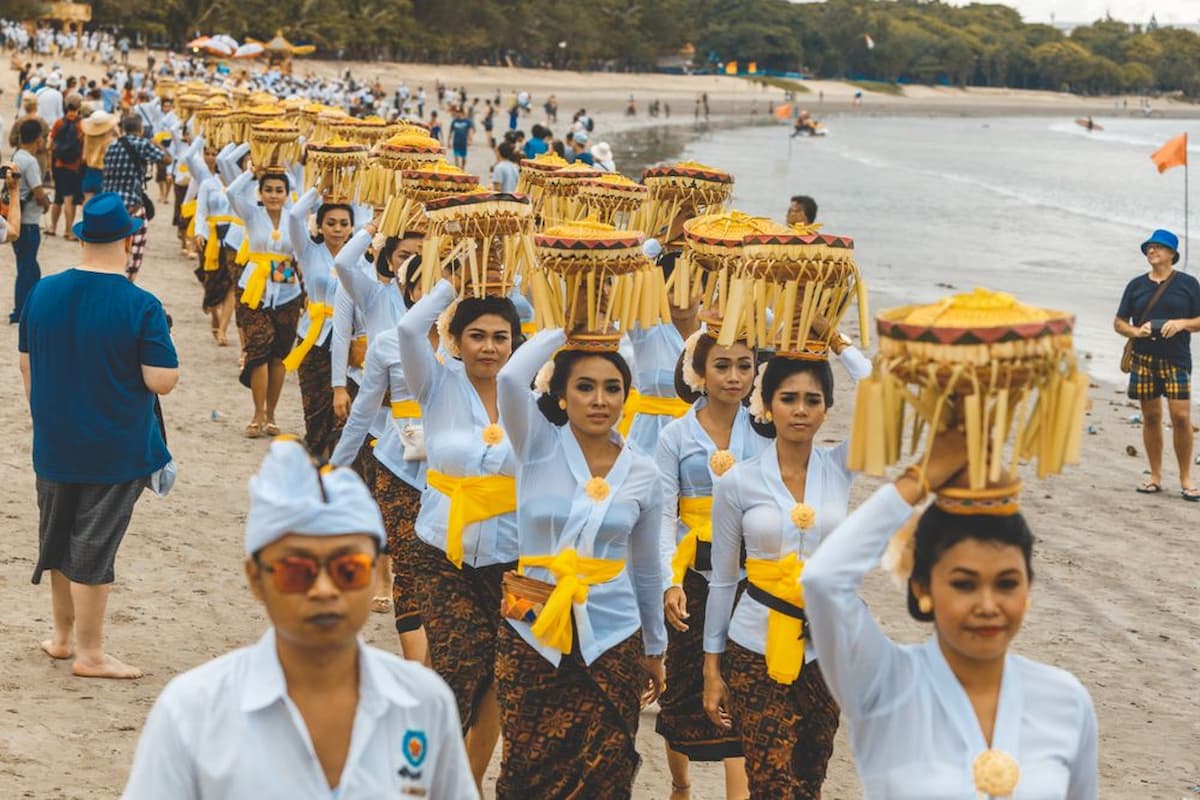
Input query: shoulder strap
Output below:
<box><xmin>1136</xmin><ymin>272</ymin><xmax>1177</xmax><ymax>325</ymax></box>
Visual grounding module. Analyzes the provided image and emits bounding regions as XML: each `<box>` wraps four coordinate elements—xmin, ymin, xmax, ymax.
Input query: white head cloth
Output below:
<box><xmin>245</xmin><ymin>438</ymin><xmax>386</xmax><ymax>555</ymax></box>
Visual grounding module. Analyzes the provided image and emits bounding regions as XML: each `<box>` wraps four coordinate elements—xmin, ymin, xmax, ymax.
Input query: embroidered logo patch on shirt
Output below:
<box><xmin>402</xmin><ymin>730</ymin><xmax>427</xmax><ymax>768</ymax></box>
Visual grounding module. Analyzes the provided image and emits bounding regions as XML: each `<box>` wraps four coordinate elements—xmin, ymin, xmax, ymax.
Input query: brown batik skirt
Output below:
<box><xmin>656</xmin><ymin>569</ymin><xmax>744</xmax><ymax>761</ymax></box>
<box><xmin>238</xmin><ymin>296</ymin><xmax>302</xmax><ymax>388</ymax></box>
<box><xmin>296</xmin><ymin>339</ymin><xmax>342</xmax><ymax>459</ymax></box>
<box><xmin>196</xmin><ymin>239</ymin><xmax>235</xmax><ymax>311</ymax></box>
<box><xmin>374</xmin><ymin>466</ymin><xmax>423</xmax><ymax>633</ymax></box>
<box><xmin>723</xmin><ymin>640</ymin><xmax>839</xmax><ymax>800</ymax></box>
<box><xmin>495</xmin><ymin>624</ymin><xmax>645</xmax><ymax>799</ymax></box>
<box><xmin>411</xmin><ymin>536</ymin><xmax>512</xmax><ymax>731</ymax></box>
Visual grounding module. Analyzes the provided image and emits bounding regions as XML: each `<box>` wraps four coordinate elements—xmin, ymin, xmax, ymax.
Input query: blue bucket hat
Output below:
<box><xmin>1141</xmin><ymin>228</ymin><xmax>1180</xmax><ymax>264</ymax></box>
<box><xmin>72</xmin><ymin>192</ymin><xmax>145</xmax><ymax>244</ymax></box>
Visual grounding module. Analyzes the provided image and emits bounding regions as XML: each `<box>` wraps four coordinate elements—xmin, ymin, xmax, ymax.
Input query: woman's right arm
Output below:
<box><xmin>654</xmin><ymin>428</ymin><xmax>683</xmax><ymax>593</ymax></box>
<box><xmin>396</xmin><ymin>279</ymin><xmax>455</xmax><ymax>406</ymax></box>
<box><xmin>496</xmin><ymin>328</ymin><xmax>565</xmax><ymax>461</ymax></box>
<box><xmin>703</xmin><ymin>473</ymin><xmax>742</xmax><ymax>656</ymax></box>
<box><xmin>333</xmin><ymin>228</ymin><xmax>379</xmax><ymax>311</ymax></box>
<box><xmin>330</xmin><ymin>343</ymin><xmax>387</xmax><ymax>468</ymax></box>
<box><xmin>223</xmin><ymin>167</ymin><xmax>255</xmax><ymax>222</ymax></box>
<box><xmin>286</xmin><ymin>186</ymin><xmax>319</xmax><ymax>264</ymax></box>
<box><xmin>216</xmin><ymin>142</ymin><xmax>249</xmax><ymax>189</ymax></box>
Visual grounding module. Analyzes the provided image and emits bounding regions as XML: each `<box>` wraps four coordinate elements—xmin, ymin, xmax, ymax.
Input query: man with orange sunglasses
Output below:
<box><xmin>122</xmin><ymin>438</ymin><xmax>476</xmax><ymax>799</ymax></box>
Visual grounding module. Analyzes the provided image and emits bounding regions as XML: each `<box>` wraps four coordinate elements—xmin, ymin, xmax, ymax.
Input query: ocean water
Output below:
<box><xmin>615</xmin><ymin>115</ymin><xmax>1200</xmax><ymax>384</ymax></box>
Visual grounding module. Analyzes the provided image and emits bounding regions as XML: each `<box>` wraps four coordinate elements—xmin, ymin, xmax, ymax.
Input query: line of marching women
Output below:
<box><xmin>114</xmin><ymin>82</ymin><xmax>1102</xmax><ymax>799</ymax></box>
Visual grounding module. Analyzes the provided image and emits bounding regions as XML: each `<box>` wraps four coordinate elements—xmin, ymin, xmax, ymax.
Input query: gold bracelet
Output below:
<box><xmin>902</xmin><ymin>464</ymin><xmax>931</xmax><ymax>500</ymax></box>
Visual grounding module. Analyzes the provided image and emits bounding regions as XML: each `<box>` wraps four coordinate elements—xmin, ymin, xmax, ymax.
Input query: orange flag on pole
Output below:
<box><xmin>1151</xmin><ymin>133</ymin><xmax>1188</xmax><ymax>173</ymax></box>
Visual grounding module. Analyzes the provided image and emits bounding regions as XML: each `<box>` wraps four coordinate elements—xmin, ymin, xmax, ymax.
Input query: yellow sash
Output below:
<box><xmin>203</xmin><ymin>215</ymin><xmax>241</xmax><ymax>272</ymax></box>
<box><xmin>745</xmin><ymin>554</ymin><xmax>807</xmax><ymax>685</ymax></box>
<box><xmin>235</xmin><ymin>236</ymin><xmax>250</xmax><ymax>265</ymax></box>
<box><xmin>520</xmin><ymin>321</ymin><xmax>537</xmax><ymax>336</ymax></box>
<box><xmin>391</xmin><ymin>400</ymin><xmax>422</xmax><ymax>418</ymax></box>
<box><xmin>518</xmin><ymin>548</ymin><xmax>625</xmax><ymax>654</ymax></box>
<box><xmin>670</xmin><ymin>495</ymin><xmax>713</xmax><ymax>585</ymax></box>
<box><xmin>181</xmin><ymin>198</ymin><xmax>198</xmax><ymax>237</ymax></box>
<box><xmin>426</xmin><ymin>470</ymin><xmax>517</xmax><ymax>569</ymax></box>
<box><xmin>616</xmin><ymin>388</ymin><xmax>690</xmax><ymax>438</ymax></box>
<box><xmin>281</xmin><ymin>302</ymin><xmax>334</xmax><ymax>371</ymax></box>
<box><xmin>239</xmin><ymin>252</ymin><xmax>288</xmax><ymax>309</ymax></box>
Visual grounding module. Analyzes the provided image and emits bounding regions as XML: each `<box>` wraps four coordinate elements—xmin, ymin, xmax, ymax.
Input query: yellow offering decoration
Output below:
<box><xmin>378</xmin><ymin>160</ymin><xmax>482</xmax><ymax>238</ymax></box>
<box><xmin>175</xmin><ymin>92</ymin><xmax>208</xmax><ymax>124</ymax></box>
<box><xmin>421</xmin><ymin>191</ymin><xmax>535</xmax><ymax>299</ymax></box>
<box><xmin>531</xmin><ymin>218</ymin><xmax>669</xmax><ymax>345</ymax></box>
<box><xmin>360</xmin><ymin>132</ymin><xmax>447</xmax><ymax>212</ymax></box>
<box><xmin>790</xmin><ymin>503</ymin><xmax>816</xmax><ymax>530</ymax></box>
<box><xmin>304</xmin><ymin>137</ymin><xmax>368</xmax><ymax>203</ymax></box>
<box><xmin>331</xmin><ymin>115</ymin><xmax>391</xmax><ymax>148</ymax></box>
<box><xmin>634</xmin><ymin>160</ymin><xmax>733</xmax><ymax>244</ymax></box>
<box><xmin>584</xmin><ymin>477</ymin><xmax>611</xmax><ymax>501</ymax></box>
<box><xmin>297</xmin><ymin>103</ymin><xmax>333</xmax><ymax>139</ymax></box>
<box><xmin>249</xmin><ymin>118</ymin><xmax>301</xmax><ymax>170</ymax></box>
<box><xmin>575</xmin><ymin>173</ymin><xmax>647</xmax><ymax>229</ymax></box>
<box><xmin>672</xmin><ymin>210</ymin><xmax>784</xmax><ymax>311</ymax></box>
<box><xmin>155</xmin><ymin>78</ymin><xmax>176</xmax><ymax>100</ymax></box>
<box><xmin>481</xmin><ymin>423</ymin><xmax>505</xmax><ymax>446</ymax></box>
<box><xmin>310</xmin><ymin>107</ymin><xmax>349</xmax><ymax>144</ymax></box>
<box><xmin>847</xmin><ymin>288</ymin><xmax>1088</xmax><ymax>498</ymax></box>
<box><xmin>234</xmin><ymin>103</ymin><xmax>284</xmax><ymax>145</ymax></box>
<box><xmin>539</xmin><ymin>162</ymin><xmax>602</xmax><ymax>229</ymax></box>
<box><xmin>973</xmin><ymin>749</ymin><xmax>1020</xmax><ymax>797</ymax></box>
<box><xmin>709</xmin><ymin>450</ymin><xmax>736</xmax><ymax>477</ymax></box>
<box><xmin>517</xmin><ymin>151</ymin><xmax>569</xmax><ymax>219</ymax></box>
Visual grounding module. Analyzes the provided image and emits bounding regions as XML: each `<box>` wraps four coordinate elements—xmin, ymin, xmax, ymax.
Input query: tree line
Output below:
<box><xmin>85</xmin><ymin>0</ymin><xmax>1200</xmax><ymax>97</ymax></box>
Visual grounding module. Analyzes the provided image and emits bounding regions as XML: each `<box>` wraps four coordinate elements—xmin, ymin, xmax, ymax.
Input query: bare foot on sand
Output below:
<box><xmin>72</xmin><ymin>654</ymin><xmax>143</xmax><ymax>679</ymax></box>
<box><xmin>39</xmin><ymin>639</ymin><xmax>73</xmax><ymax>659</ymax></box>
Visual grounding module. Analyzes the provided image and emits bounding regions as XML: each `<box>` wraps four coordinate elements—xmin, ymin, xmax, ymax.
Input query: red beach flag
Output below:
<box><xmin>1151</xmin><ymin>133</ymin><xmax>1188</xmax><ymax>173</ymax></box>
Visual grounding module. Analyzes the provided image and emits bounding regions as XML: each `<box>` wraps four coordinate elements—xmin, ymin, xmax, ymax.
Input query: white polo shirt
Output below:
<box><xmin>122</xmin><ymin>629</ymin><xmax>477</xmax><ymax>800</ymax></box>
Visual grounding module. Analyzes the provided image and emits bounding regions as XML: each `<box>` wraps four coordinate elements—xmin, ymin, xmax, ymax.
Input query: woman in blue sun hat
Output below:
<box><xmin>1114</xmin><ymin>228</ymin><xmax>1200</xmax><ymax>500</ymax></box>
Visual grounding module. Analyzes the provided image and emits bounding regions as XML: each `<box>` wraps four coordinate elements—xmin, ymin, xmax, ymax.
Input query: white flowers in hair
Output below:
<box><xmin>681</xmin><ymin>330</ymin><xmax>705</xmax><ymax>393</ymax></box>
<box><xmin>881</xmin><ymin>512</ymin><xmax>920</xmax><ymax>589</ymax></box>
<box><xmin>747</xmin><ymin>361</ymin><xmax>769</xmax><ymax>422</ymax></box>
<box><xmin>436</xmin><ymin>300</ymin><xmax>460</xmax><ymax>357</ymax></box>
<box><xmin>534</xmin><ymin>359</ymin><xmax>556</xmax><ymax>395</ymax></box>
<box><xmin>371</xmin><ymin>231</ymin><xmax>387</xmax><ymax>252</ymax></box>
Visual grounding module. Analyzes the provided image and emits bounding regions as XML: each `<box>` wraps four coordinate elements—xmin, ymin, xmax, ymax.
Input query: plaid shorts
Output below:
<box><xmin>1128</xmin><ymin>352</ymin><xmax>1191</xmax><ymax>400</ymax></box>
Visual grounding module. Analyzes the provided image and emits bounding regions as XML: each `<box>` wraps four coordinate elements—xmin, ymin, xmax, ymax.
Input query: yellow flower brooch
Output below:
<box><xmin>709</xmin><ymin>450</ymin><xmax>735</xmax><ymax>477</ymax></box>
<box><xmin>790</xmin><ymin>503</ymin><xmax>816</xmax><ymax>530</ymax></box>
<box><xmin>481</xmin><ymin>424</ymin><xmax>505</xmax><ymax>446</ymax></box>
<box><xmin>584</xmin><ymin>477</ymin><xmax>610</xmax><ymax>502</ymax></box>
<box><xmin>972</xmin><ymin>749</ymin><xmax>1020</xmax><ymax>797</ymax></box>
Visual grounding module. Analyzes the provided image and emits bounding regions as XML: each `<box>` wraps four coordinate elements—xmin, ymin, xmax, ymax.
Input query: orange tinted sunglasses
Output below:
<box><xmin>261</xmin><ymin>553</ymin><xmax>376</xmax><ymax>594</ymax></box>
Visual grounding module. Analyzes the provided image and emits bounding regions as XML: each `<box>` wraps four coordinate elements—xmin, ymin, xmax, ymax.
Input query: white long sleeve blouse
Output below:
<box><xmin>655</xmin><ymin>400</ymin><xmax>768</xmax><ymax>591</ymax></box>
<box><xmin>624</xmin><ymin>323</ymin><xmax>685</xmax><ymax>455</ymax></box>
<box><xmin>396</xmin><ymin>280</ymin><xmax>518</xmax><ymax>567</ymax></box>
<box><xmin>497</xmin><ymin>329</ymin><xmax>668</xmax><ymax>665</ymax></box>
<box><xmin>330</xmin><ymin>328</ymin><xmax>425</xmax><ymax>490</ymax></box>
<box><xmin>334</xmin><ymin>229</ymin><xmax>407</xmax><ymax>340</ymax></box>
<box><xmin>802</xmin><ymin>484</ymin><xmax>1100</xmax><ymax>799</ymax></box>
<box><xmin>331</xmin><ymin>284</ymin><xmax>369</xmax><ymax>389</ymax></box>
<box><xmin>287</xmin><ymin>188</ymin><xmax>345</xmax><ymax>348</ymax></box>
<box><xmin>225</xmin><ymin>169</ymin><xmax>300</xmax><ymax>310</ymax></box>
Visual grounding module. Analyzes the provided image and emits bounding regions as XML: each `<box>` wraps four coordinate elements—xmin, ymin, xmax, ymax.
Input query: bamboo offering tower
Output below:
<box><xmin>304</xmin><ymin>137</ymin><xmax>368</xmax><ymax>202</ymax></box>
<box><xmin>574</xmin><ymin>173</ymin><xmax>647</xmax><ymax>230</ymax></box>
<box><xmin>421</xmin><ymin>192</ymin><xmax>536</xmax><ymax>299</ymax></box>
<box><xmin>377</xmin><ymin>160</ymin><xmax>482</xmax><ymax>239</ymax></box>
<box><xmin>635</xmin><ymin>161</ymin><xmax>733</xmax><ymax>243</ymax></box>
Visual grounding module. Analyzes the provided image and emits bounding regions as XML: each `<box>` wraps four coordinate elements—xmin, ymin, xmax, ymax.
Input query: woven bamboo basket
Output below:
<box><xmin>192</xmin><ymin>97</ymin><xmax>231</xmax><ymax>142</ymax></box>
<box><xmin>304</xmin><ymin>137</ymin><xmax>368</xmax><ymax>202</ymax></box>
<box><xmin>311</xmin><ymin>108</ymin><xmax>349</xmax><ymax>144</ymax></box>
<box><xmin>298</xmin><ymin>103</ymin><xmax>331</xmax><ymax>139</ymax></box>
<box><xmin>250</xmin><ymin>119</ymin><xmax>301</xmax><ymax>170</ymax></box>
<box><xmin>375</xmin><ymin>132</ymin><xmax>444</xmax><ymax>171</ymax></box>
<box><xmin>575</xmin><ymin>174</ymin><xmax>647</xmax><ymax>229</ymax></box>
<box><xmin>378</xmin><ymin>161</ymin><xmax>482</xmax><ymax>238</ymax></box>
<box><xmin>531</xmin><ymin>219</ymin><xmax>667</xmax><ymax>342</ymax></box>
<box><xmin>175</xmin><ymin>92</ymin><xmax>208</xmax><ymax>124</ymax></box>
<box><xmin>635</xmin><ymin>160</ymin><xmax>733</xmax><ymax>242</ymax></box>
<box><xmin>847</xmin><ymin>289</ymin><xmax>1088</xmax><ymax>492</ymax></box>
<box><xmin>155</xmin><ymin>78</ymin><xmax>176</xmax><ymax>100</ymax></box>
<box><xmin>517</xmin><ymin>152</ymin><xmax>569</xmax><ymax>217</ymax></box>
<box><xmin>421</xmin><ymin>192</ymin><xmax>535</xmax><ymax>298</ymax></box>
<box><xmin>722</xmin><ymin>229</ymin><xmax>868</xmax><ymax>354</ymax></box>
<box><xmin>230</xmin><ymin>86</ymin><xmax>251</xmax><ymax>109</ymax></box>
<box><xmin>539</xmin><ymin>163</ymin><xmax>602</xmax><ymax>229</ymax></box>
<box><xmin>331</xmin><ymin>116</ymin><xmax>391</xmax><ymax>148</ymax></box>
<box><xmin>232</xmin><ymin>104</ymin><xmax>284</xmax><ymax>146</ymax></box>
<box><xmin>670</xmin><ymin>211</ymin><xmax>783</xmax><ymax>310</ymax></box>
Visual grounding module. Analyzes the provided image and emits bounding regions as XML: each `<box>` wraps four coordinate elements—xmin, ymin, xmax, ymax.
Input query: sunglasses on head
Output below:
<box><xmin>260</xmin><ymin>552</ymin><xmax>376</xmax><ymax>594</ymax></box>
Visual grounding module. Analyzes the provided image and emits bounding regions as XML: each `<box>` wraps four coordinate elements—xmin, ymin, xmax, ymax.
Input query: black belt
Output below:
<box><xmin>690</xmin><ymin>540</ymin><xmax>747</xmax><ymax>575</ymax></box>
<box><xmin>746</xmin><ymin>582</ymin><xmax>810</xmax><ymax>640</ymax></box>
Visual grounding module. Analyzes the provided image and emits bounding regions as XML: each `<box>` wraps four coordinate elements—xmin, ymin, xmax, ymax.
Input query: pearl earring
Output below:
<box><xmin>918</xmin><ymin>596</ymin><xmax>933</xmax><ymax>615</ymax></box>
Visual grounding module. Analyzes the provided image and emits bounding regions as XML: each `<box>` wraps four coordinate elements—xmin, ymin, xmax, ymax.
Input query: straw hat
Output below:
<box><xmin>81</xmin><ymin>110</ymin><xmax>119</xmax><ymax>136</ymax></box>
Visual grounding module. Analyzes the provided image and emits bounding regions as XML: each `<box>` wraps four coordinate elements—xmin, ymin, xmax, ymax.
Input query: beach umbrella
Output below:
<box><xmin>201</xmin><ymin>40</ymin><xmax>235</xmax><ymax>57</ymax></box>
<box><xmin>185</xmin><ymin>35</ymin><xmax>212</xmax><ymax>50</ymax></box>
<box><xmin>212</xmin><ymin>34</ymin><xmax>239</xmax><ymax>50</ymax></box>
<box><xmin>234</xmin><ymin>42</ymin><xmax>264</xmax><ymax>59</ymax></box>
<box><xmin>263</xmin><ymin>32</ymin><xmax>295</xmax><ymax>54</ymax></box>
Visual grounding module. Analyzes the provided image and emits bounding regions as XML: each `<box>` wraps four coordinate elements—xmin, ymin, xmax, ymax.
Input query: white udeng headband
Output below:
<box><xmin>747</xmin><ymin>361</ymin><xmax>769</xmax><ymax>422</ymax></box>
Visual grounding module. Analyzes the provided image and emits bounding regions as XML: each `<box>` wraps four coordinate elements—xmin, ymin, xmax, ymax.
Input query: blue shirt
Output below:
<box><xmin>19</xmin><ymin>269</ymin><xmax>177</xmax><ymax>483</ymax></box>
<box><xmin>449</xmin><ymin>117</ymin><xmax>473</xmax><ymax>151</ymax></box>
<box><xmin>523</xmin><ymin>138</ymin><xmax>548</xmax><ymax>160</ymax></box>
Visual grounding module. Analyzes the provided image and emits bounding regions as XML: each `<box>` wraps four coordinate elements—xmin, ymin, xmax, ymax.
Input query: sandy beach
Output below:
<box><xmin>1</xmin><ymin>52</ymin><xmax>1198</xmax><ymax>799</ymax></box>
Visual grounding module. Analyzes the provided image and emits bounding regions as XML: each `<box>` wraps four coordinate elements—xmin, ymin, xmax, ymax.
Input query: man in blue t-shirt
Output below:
<box><xmin>449</xmin><ymin>107</ymin><xmax>474</xmax><ymax>169</ymax></box>
<box><xmin>1114</xmin><ymin>228</ymin><xmax>1200</xmax><ymax>500</ymax></box>
<box><xmin>18</xmin><ymin>192</ymin><xmax>179</xmax><ymax>679</ymax></box>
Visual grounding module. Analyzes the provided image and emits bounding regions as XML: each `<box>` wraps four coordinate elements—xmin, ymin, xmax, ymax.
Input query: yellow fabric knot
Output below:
<box><xmin>202</xmin><ymin>215</ymin><xmax>240</xmax><ymax>271</ymax></box>
<box><xmin>790</xmin><ymin>503</ymin><xmax>816</xmax><ymax>530</ymax></box>
<box><xmin>973</xmin><ymin>750</ymin><xmax>1020</xmax><ymax>796</ymax></box>
<box><xmin>670</xmin><ymin>496</ymin><xmax>713</xmax><ymax>585</ymax></box>
<box><xmin>709</xmin><ymin>450</ymin><xmax>735</xmax><ymax>476</ymax></box>
<box><xmin>745</xmin><ymin>553</ymin><xmax>807</xmax><ymax>684</ymax></box>
<box><xmin>240</xmin><ymin>258</ymin><xmax>272</xmax><ymax>309</ymax></box>
<box><xmin>426</xmin><ymin>470</ymin><xmax>517</xmax><ymax>569</ymax></box>
<box><xmin>518</xmin><ymin>548</ymin><xmax>626</xmax><ymax>654</ymax></box>
<box><xmin>584</xmin><ymin>477</ymin><xmax>610</xmax><ymax>502</ymax></box>
<box><xmin>390</xmin><ymin>400</ymin><xmax>421</xmax><ymax>418</ymax></box>
<box><xmin>616</xmin><ymin>389</ymin><xmax>690</xmax><ymax>438</ymax></box>
<box><xmin>281</xmin><ymin>302</ymin><xmax>334</xmax><ymax>371</ymax></box>
<box><xmin>481</xmin><ymin>423</ymin><xmax>505</xmax><ymax>446</ymax></box>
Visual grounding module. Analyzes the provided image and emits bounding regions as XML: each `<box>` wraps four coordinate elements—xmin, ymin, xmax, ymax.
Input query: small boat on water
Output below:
<box><xmin>1074</xmin><ymin>117</ymin><xmax>1103</xmax><ymax>132</ymax></box>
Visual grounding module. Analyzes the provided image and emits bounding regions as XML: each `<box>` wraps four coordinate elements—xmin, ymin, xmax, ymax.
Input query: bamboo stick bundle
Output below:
<box><xmin>635</xmin><ymin>161</ymin><xmax>733</xmax><ymax>244</ymax></box>
<box><xmin>575</xmin><ymin>173</ymin><xmax>647</xmax><ymax>228</ymax></box>
<box><xmin>310</xmin><ymin>108</ymin><xmax>349</xmax><ymax>144</ymax></box>
<box><xmin>249</xmin><ymin>119</ymin><xmax>301</xmax><ymax>171</ymax></box>
<box><xmin>304</xmin><ymin>137</ymin><xmax>368</xmax><ymax>203</ymax></box>
<box><xmin>378</xmin><ymin>161</ymin><xmax>482</xmax><ymax>238</ymax></box>
<box><xmin>539</xmin><ymin>163</ymin><xmax>602</xmax><ymax>229</ymax></box>
<box><xmin>331</xmin><ymin>116</ymin><xmax>391</xmax><ymax>148</ymax></box>
<box><xmin>422</xmin><ymin>192</ymin><xmax>534</xmax><ymax>298</ymax></box>
<box><xmin>517</xmin><ymin>152</ymin><xmax>569</xmax><ymax>220</ymax></box>
<box><xmin>846</xmin><ymin>288</ymin><xmax>1084</xmax><ymax>497</ymax></box>
<box><xmin>675</xmin><ymin>211</ymin><xmax>784</xmax><ymax>312</ymax></box>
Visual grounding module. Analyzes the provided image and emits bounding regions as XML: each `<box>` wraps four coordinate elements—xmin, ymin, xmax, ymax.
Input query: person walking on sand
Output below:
<box><xmin>1115</xmin><ymin>228</ymin><xmax>1200</xmax><ymax>500</ymax></box>
<box><xmin>19</xmin><ymin>192</ymin><xmax>179</xmax><ymax>680</ymax></box>
<box><xmin>121</xmin><ymin>439</ymin><xmax>476</xmax><ymax>799</ymax></box>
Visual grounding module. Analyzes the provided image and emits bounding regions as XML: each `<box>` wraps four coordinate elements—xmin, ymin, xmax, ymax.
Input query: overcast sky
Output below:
<box><xmin>1008</xmin><ymin>0</ymin><xmax>1200</xmax><ymax>24</ymax></box>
